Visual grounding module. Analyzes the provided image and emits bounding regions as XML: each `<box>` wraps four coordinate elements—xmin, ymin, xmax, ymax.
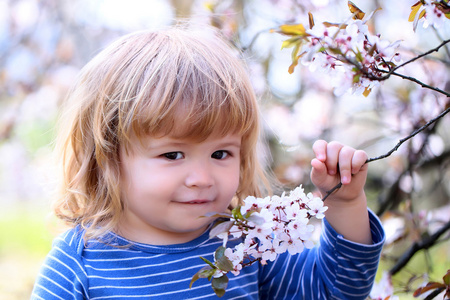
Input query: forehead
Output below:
<box><xmin>133</xmin><ymin>102</ymin><xmax>244</xmax><ymax>140</ymax></box>
<box><xmin>124</xmin><ymin>129</ymin><xmax>242</xmax><ymax>155</ymax></box>
<box><xmin>142</xmin><ymin>131</ymin><xmax>242</xmax><ymax>147</ymax></box>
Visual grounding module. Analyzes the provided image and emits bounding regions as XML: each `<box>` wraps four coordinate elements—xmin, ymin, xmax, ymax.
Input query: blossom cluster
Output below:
<box><xmin>217</xmin><ymin>186</ymin><xmax>327</xmax><ymax>275</ymax></box>
<box><xmin>190</xmin><ymin>185</ymin><xmax>327</xmax><ymax>296</ymax></box>
<box><xmin>303</xmin><ymin>18</ymin><xmax>401</xmax><ymax>97</ymax></box>
<box><xmin>410</xmin><ymin>0</ymin><xmax>450</xmax><ymax>30</ymax></box>
<box><xmin>276</xmin><ymin>10</ymin><xmax>402</xmax><ymax>97</ymax></box>
<box><xmin>276</xmin><ymin>1</ymin><xmax>449</xmax><ymax>98</ymax></box>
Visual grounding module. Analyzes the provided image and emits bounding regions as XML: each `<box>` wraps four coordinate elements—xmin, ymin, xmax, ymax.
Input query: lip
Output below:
<box><xmin>176</xmin><ymin>200</ymin><xmax>212</xmax><ymax>205</ymax></box>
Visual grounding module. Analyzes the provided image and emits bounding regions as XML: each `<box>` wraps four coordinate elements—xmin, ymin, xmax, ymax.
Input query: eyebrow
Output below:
<box><xmin>219</xmin><ymin>141</ymin><xmax>241</xmax><ymax>147</ymax></box>
<box><xmin>146</xmin><ymin>139</ymin><xmax>241</xmax><ymax>149</ymax></box>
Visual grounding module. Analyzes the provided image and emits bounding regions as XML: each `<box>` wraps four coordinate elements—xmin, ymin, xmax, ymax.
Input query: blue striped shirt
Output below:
<box><xmin>31</xmin><ymin>210</ymin><xmax>384</xmax><ymax>299</ymax></box>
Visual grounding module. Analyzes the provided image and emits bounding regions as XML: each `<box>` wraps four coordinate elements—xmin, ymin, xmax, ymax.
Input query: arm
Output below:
<box><xmin>311</xmin><ymin>140</ymin><xmax>372</xmax><ymax>245</ymax></box>
<box><xmin>258</xmin><ymin>210</ymin><xmax>385</xmax><ymax>299</ymax></box>
<box><xmin>31</xmin><ymin>230</ymin><xmax>88</xmax><ymax>299</ymax></box>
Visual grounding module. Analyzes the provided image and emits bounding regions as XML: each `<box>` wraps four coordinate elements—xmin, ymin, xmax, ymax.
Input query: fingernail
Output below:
<box><xmin>342</xmin><ymin>176</ymin><xmax>349</xmax><ymax>184</ymax></box>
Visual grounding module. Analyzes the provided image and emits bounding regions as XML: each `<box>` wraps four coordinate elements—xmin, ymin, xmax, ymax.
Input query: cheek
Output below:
<box><xmin>228</xmin><ymin>163</ymin><xmax>241</xmax><ymax>193</ymax></box>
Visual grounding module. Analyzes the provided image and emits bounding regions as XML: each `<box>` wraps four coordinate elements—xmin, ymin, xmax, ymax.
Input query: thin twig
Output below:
<box><xmin>366</xmin><ymin>105</ymin><xmax>450</xmax><ymax>163</ymax></box>
<box><xmin>390</xmin><ymin>220</ymin><xmax>450</xmax><ymax>275</ymax></box>
<box><xmin>387</xmin><ymin>39</ymin><xmax>450</xmax><ymax>76</ymax></box>
<box><xmin>323</xmin><ymin>105</ymin><xmax>450</xmax><ymax>201</ymax></box>
<box><xmin>322</xmin><ymin>182</ymin><xmax>342</xmax><ymax>201</ymax></box>
<box><xmin>344</xmin><ymin>40</ymin><xmax>450</xmax><ymax>96</ymax></box>
<box><xmin>381</xmin><ymin>70</ymin><xmax>450</xmax><ymax>97</ymax></box>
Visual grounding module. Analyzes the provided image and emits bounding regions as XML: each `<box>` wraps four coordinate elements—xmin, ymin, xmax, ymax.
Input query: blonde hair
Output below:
<box><xmin>54</xmin><ymin>26</ymin><xmax>269</xmax><ymax>241</ymax></box>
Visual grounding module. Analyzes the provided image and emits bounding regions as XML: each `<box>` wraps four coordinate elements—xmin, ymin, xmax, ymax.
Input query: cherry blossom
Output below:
<box><xmin>192</xmin><ymin>185</ymin><xmax>328</xmax><ymax>295</ymax></box>
<box><xmin>277</xmin><ymin>9</ymin><xmax>403</xmax><ymax>97</ymax></box>
<box><xmin>369</xmin><ymin>272</ymin><xmax>399</xmax><ymax>300</ymax></box>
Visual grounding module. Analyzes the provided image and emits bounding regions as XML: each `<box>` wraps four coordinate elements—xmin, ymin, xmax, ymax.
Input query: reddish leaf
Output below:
<box><xmin>308</xmin><ymin>12</ymin><xmax>315</xmax><ymax>29</ymax></box>
<box><xmin>363</xmin><ymin>87</ymin><xmax>372</xmax><ymax>97</ymax></box>
<box><xmin>413</xmin><ymin>282</ymin><xmax>446</xmax><ymax>297</ymax></box>
<box><xmin>408</xmin><ymin>1</ymin><xmax>423</xmax><ymax>22</ymax></box>
<box><xmin>348</xmin><ymin>1</ymin><xmax>365</xmax><ymax>20</ymax></box>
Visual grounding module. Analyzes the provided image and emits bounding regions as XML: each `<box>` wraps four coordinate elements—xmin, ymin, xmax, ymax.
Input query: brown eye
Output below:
<box><xmin>211</xmin><ymin>150</ymin><xmax>229</xmax><ymax>160</ymax></box>
<box><xmin>162</xmin><ymin>152</ymin><xmax>184</xmax><ymax>160</ymax></box>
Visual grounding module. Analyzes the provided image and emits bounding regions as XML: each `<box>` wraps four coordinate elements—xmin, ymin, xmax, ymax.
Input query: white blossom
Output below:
<box><xmin>422</xmin><ymin>2</ymin><xmax>447</xmax><ymax>29</ymax></box>
<box><xmin>209</xmin><ymin>185</ymin><xmax>327</xmax><ymax>276</ymax></box>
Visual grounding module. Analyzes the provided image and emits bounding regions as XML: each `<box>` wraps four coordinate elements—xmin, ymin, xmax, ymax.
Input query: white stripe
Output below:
<box><xmin>33</xmin><ymin>284</ymin><xmax>65</xmax><ymax>300</ymax></box>
<box><xmin>42</xmin><ymin>264</ymin><xmax>85</xmax><ymax>296</ymax></box>
<box><xmin>48</xmin><ymin>251</ymin><xmax>88</xmax><ymax>296</ymax></box>
<box><xmin>87</xmin><ymin>263</ymin><xmax>204</xmax><ymax>280</ymax></box>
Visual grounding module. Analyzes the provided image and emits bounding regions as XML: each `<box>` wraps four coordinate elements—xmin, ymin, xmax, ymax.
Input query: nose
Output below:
<box><xmin>185</xmin><ymin>161</ymin><xmax>214</xmax><ymax>188</ymax></box>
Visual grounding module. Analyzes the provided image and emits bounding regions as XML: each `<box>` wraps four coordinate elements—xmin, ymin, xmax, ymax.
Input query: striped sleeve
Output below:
<box><xmin>259</xmin><ymin>209</ymin><xmax>385</xmax><ymax>300</ymax></box>
<box><xmin>31</xmin><ymin>229</ymin><xmax>89</xmax><ymax>300</ymax></box>
<box><xmin>317</xmin><ymin>209</ymin><xmax>385</xmax><ymax>299</ymax></box>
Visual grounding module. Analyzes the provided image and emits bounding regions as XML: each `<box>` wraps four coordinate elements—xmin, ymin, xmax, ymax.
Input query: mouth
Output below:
<box><xmin>178</xmin><ymin>200</ymin><xmax>212</xmax><ymax>205</ymax></box>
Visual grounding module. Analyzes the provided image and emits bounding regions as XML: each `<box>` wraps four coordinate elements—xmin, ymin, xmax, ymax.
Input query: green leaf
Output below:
<box><xmin>355</xmin><ymin>50</ymin><xmax>363</xmax><ymax>63</ymax></box>
<box><xmin>232</xmin><ymin>206</ymin><xmax>244</xmax><ymax>220</ymax></box>
<box><xmin>214</xmin><ymin>246</ymin><xmax>234</xmax><ymax>272</ymax></box>
<box><xmin>281</xmin><ymin>37</ymin><xmax>302</xmax><ymax>50</ymax></box>
<box><xmin>216</xmin><ymin>257</ymin><xmax>234</xmax><ymax>272</ymax></box>
<box><xmin>212</xmin><ymin>275</ymin><xmax>229</xmax><ymax>297</ymax></box>
<box><xmin>386</xmin><ymin>61</ymin><xmax>397</xmax><ymax>69</ymax></box>
<box><xmin>209</xmin><ymin>220</ymin><xmax>235</xmax><ymax>239</ymax></box>
<box><xmin>190</xmin><ymin>266</ymin><xmax>216</xmax><ymax>288</ymax></box>
<box><xmin>443</xmin><ymin>269</ymin><xmax>450</xmax><ymax>285</ymax></box>
<box><xmin>200</xmin><ymin>256</ymin><xmax>216</xmax><ymax>269</ymax></box>
<box><xmin>328</xmin><ymin>47</ymin><xmax>342</xmax><ymax>56</ymax></box>
<box><xmin>190</xmin><ymin>273</ymin><xmax>200</xmax><ymax>288</ymax></box>
<box><xmin>214</xmin><ymin>246</ymin><xmax>226</xmax><ymax>260</ymax></box>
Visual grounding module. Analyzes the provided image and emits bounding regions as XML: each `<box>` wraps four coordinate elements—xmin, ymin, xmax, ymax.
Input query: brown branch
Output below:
<box><xmin>390</xmin><ymin>220</ymin><xmax>450</xmax><ymax>275</ymax></box>
<box><xmin>323</xmin><ymin>105</ymin><xmax>450</xmax><ymax>201</ymax></box>
<box><xmin>322</xmin><ymin>182</ymin><xmax>342</xmax><ymax>201</ymax></box>
<box><xmin>379</xmin><ymin>70</ymin><xmax>450</xmax><ymax>97</ymax></box>
<box><xmin>366</xmin><ymin>105</ymin><xmax>450</xmax><ymax>163</ymax></box>
<box><xmin>386</xmin><ymin>39</ymin><xmax>450</xmax><ymax>75</ymax></box>
<box><xmin>347</xmin><ymin>40</ymin><xmax>450</xmax><ymax>97</ymax></box>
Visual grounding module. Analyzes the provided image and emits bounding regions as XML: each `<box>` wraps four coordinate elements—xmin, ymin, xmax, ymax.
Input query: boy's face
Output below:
<box><xmin>117</xmin><ymin>131</ymin><xmax>241</xmax><ymax>245</ymax></box>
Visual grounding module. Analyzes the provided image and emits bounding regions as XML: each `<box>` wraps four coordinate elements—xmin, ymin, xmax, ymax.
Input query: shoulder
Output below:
<box><xmin>31</xmin><ymin>226</ymin><xmax>90</xmax><ymax>299</ymax></box>
<box><xmin>52</xmin><ymin>225</ymin><xmax>87</xmax><ymax>256</ymax></box>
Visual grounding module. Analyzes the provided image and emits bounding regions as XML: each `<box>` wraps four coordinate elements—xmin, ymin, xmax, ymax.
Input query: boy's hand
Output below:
<box><xmin>310</xmin><ymin>140</ymin><xmax>368</xmax><ymax>202</ymax></box>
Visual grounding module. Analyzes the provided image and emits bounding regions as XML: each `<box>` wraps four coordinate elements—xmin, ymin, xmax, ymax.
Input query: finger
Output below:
<box><xmin>310</xmin><ymin>157</ymin><xmax>328</xmax><ymax>188</ymax></box>
<box><xmin>325</xmin><ymin>141</ymin><xmax>343</xmax><ymax>175</ymax></box>
<box><xmin>338</xmin><ymin>146</ymin><xmax>355</xmax><ymax>185</ymax></box>
<box><xmin>312</xmin><ymin>140</ymin><xmax>327</xmax><ymax>162</ymax></box>
<box><xmin>352</xmin><ymin>150</ymin><xmax>368</xmax><ymax>174</ymax></box>
<box><xmin>311</xmin><ymin>157</ymin><xmax>327</xmax><ymax>174</ymax></box>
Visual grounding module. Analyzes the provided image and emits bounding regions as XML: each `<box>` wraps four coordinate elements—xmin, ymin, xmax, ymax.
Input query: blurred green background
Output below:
<box><xmin>1</xmin><ymin>0</ymin><xmax>449</xmax><ymax>299</ymax></box>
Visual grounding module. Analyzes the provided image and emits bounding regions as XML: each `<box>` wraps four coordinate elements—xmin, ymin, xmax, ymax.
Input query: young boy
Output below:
<box><xmin>31</xmin><ymin>26</ymin><xmax>384</xmax><ymax>299</ymax></box>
